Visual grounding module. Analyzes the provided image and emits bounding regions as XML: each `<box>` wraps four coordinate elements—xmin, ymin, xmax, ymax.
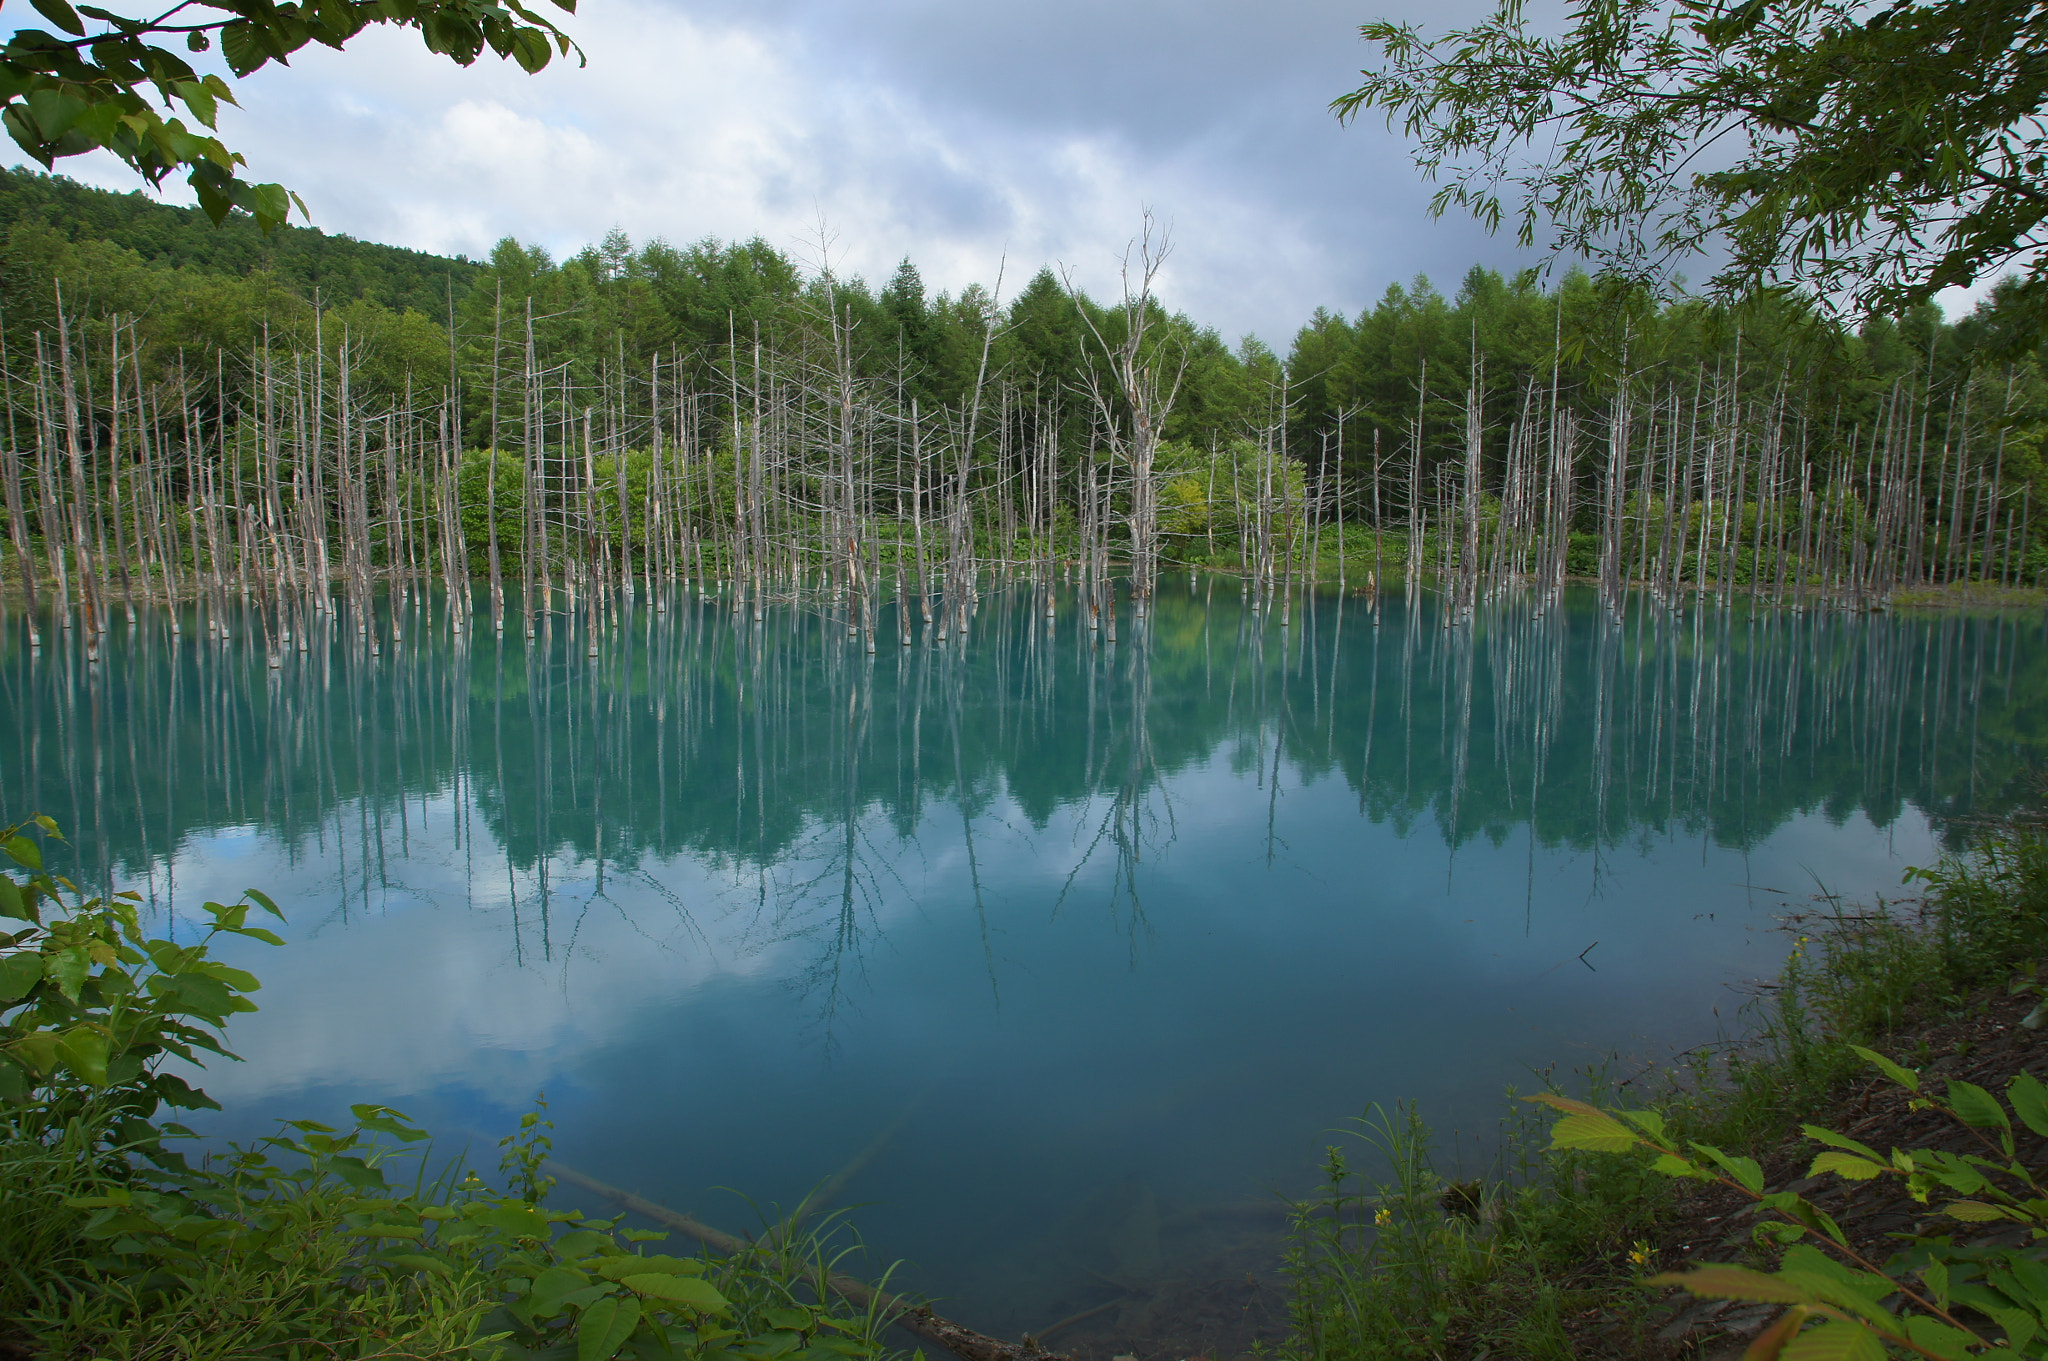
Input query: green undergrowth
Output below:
<box><xmin>0</xmin><ymin>817</ymin><xmax>903</xmax><ymax>1361</ymax></box>
<box><xmin>1279</xmin><ymin>819</ymin><xmax>2048</xmax><ymax>1361</ymax></box>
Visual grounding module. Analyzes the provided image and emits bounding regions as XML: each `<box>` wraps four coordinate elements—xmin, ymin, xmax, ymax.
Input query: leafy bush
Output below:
<box><xmin>0</xmin><ymin>819</ymin><xmax>900</xmax><ymax>1361</ymax></box>
<box><xmin>1532</xmin><ymin>1045</ymin><xmax>2048</xmax><ymax>1359</ymax></box>
<box><xmin>1280</xmin><ymin>824</ymin><xmax>2048</xmax><ymax>1361</ymax></box>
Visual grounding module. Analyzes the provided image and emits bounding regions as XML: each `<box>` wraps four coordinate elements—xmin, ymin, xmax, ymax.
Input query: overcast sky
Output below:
<box><xmin>10</xmin><ymin>0</ymin><xmax>1990</xmax><ymax>346</ymax></box>
<box><xmin>10</xmin><ymin>0</ymin><xmax>1571</xmax><ymax>347</ymax></box>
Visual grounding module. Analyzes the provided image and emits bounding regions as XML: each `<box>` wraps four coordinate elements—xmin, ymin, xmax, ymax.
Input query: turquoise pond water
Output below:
<box><xmin>3</xmin><ymin>579</ymin><xmax>2043</xmax><ymax>1337</ymax></box>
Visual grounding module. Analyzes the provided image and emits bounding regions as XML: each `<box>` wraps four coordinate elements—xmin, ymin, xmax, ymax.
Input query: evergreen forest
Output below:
<box><xmin>0</xmin><ymin>166</ymin><xmax>2040</xmax><ymax>662</ymax></box>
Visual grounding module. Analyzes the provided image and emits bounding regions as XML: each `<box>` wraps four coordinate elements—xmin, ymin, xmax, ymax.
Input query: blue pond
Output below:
<box><xmin>3</xmin><ymin>580</ymin><xmax>2039</xmax><ymax>1341</ymax></box>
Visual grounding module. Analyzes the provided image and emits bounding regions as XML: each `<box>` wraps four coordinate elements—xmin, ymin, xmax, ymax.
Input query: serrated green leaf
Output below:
<box><xmin>1779</xmin><ymin>1319</ymin><xmax>1884</xmax><ymax>1360</ymax></box>
<box><xmin>1942</xmin><ymin>1199</ymin><xmax>2008</xmax><ymax>1221</ymax></box>
<box><xmin>1800</xmin><ymin>1125</ymin><xmax>1883</xmax><ymax>1162</ymax></box>
<box><xmin>2008</xmin><ymin>1074</ymin><xmax>2048</xmax><ymax>1138</ymax></box>
<box><xmin>1648</xmin><ymin>1264</ymin><xmax>1814</xmax><ymax>1304</ymax></box>
<box><xmin>1851</xmin><ymin>1046</ymin><xmax>1919</xmax><ymax>1093</ymax></box>
<box><xmin>1808</xmin><ymin>1151</ymin><xmax>1884</xmax><ymax>1181</ymax></box>
<box><xmin>1546</xmin><ymin>1110</ymin><xmax>1642</xmax><ymax>1152</ymax></box>
<box><xmin>1921</xmin><ymin>1258</ymin><xmax>1949</xmax><ymax>1305</ymax></box>
<box><xmin>1946</xmin><ymin>1080</ymin><xmax>2010</xmax><ymax>1133</ymax></box>
<box><xmin>44</xmin><ymin>945</ymin><xmax>90</xmax><ymax>1001</ymax></box>
<box><xmin>1693</xmin><ymin>1142</ymin><xmax>1766</xmax><ymax>1193</ymax></box>
<box><xmin>1743</xmin><ymin>1308</ymin><xmax>1806</xmax><ymax>1361</ymax></box>
<box><xmin>1900</xmin><ymin>1315</ymin><xmax>1980</xmax><ymax>1360</ymax></box>
<box><xmin>1989</xmin><ymin>1304</ymin><xmax>2038</xmax><ymax>1351</ymax></box>
<box><xmin>1</xmin><ymin>836</ymin><xmax>42</xmax><ymax>872</ymax></box>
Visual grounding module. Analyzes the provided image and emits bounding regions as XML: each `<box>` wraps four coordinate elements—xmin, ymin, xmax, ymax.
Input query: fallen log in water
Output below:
<box><xmin>546</xmin><ymin>1161</ymin><xmax>1071</xmax><ymax>1361</ymax></box>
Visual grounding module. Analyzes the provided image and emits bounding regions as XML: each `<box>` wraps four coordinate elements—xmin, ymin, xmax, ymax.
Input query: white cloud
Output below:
<box><xmin>7</xmin><ymin>0</ymin><xmax>1533</xmax><ymax>343</ymax></box>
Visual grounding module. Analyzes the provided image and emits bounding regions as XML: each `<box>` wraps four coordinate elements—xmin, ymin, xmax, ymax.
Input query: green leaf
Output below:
<box><xmin>1851</xmin><ymin>1046</ymin><xmax>1918</xmax><ymax>1093</ymax></box>
<box><xmin>0</xmin><ymin>876</ymin><xmax>30</xmax><ymax>921</ymax></box>
<box><xmin>1</xmin><ymin>836</ymin><xmax>42</xmax><ymax>871</ymax></box>
<box><xmin>1941</xmin><ymin>1200</ymin><xmax>2008</xmax><ymax>1221</ymax></box>
<box><xmin>201</xmin><ymin>959</ymin><xmax>262</xmax><ymax>989</ymax></box>
<box><xmin>55</xmin><ymin>1026</ymin><xmax>108</xmax><ymax>1085</ymax></box>
<box><xmin>350</xmin><ymin>1104</ymin><xmax>429</xmax><ymax>1141</ymax></box>
<box><xmin>620</xmin><ymin>1274</ymin><xmax>729</xmax><ymax>1312</ymax></box>
<box><xmin>0</xmin><ymin>950</ymin><xmax>42</xmax><ymax>1002</ymax></box>
<box><xmin>1546</xmin><ymin>1111</ymin><xmax>1643</xmax><ymax>1152</ymax></box>
<box><xmin>2008</xmin><ymin>1074</ymin><xmax>2048</xmax><ymax>1138</ymax></box>
<box><xmin>325</xmin><ymin>1155</ymin><xmax>389</xmax><ymax>1193</ymax></box>
<box><xmin>1800</xmin><ymin>1125</ymin><xmax>1883</xmax><ymax>1163</ymax></box>
<box><xmin>1989</xmin><ymin>1305</ymin><xmax>2038</xmax><ymax>1352</ymax></box>
<box><xmin>592</xmin><ymin>1254</ymin><xmax>702</xmax><ymax>1280</ymax></box>
<box><xmin>576</xmin><ymin>1295</ymin><xmax>642</xmax><ymax>1361</ymax></box>
<box><xmin>1900</xmin><ymin>1316</ymin><xmax>1979</xmax><ymax>1360</ymax></box>
<box><xmin>4</xmin><ymin>1029</ymin><xmax>60</xmax><ymax>1076</ymax></box>
<box><xmin>1692</xmin><ymin>1143</ymin><xmax>1766</xmax><ymax>1193</ymax></box>
<box><xmin>527</xmin><ymin>1265</ymin><xmax>594</xmax><ymax>1318</ymax></box>
<box><xmin>28</xmin><ymin>0</ymin><xmax>87</xmax><ymax>35</ymax></box>
<box><xmin>477</xmin><ymin>1202</ymin><xmax>553</xmax><ymax>1238</ymax></box>
<box><xmin>1946</xmin><ymin>1080</ymin><xmax>2010</xmax><ymax>1133</ymax></box>
<box><xmin>1808</xmin><ymin>1151</ymin><xmax>1885</xmax><ymax>1181</ymax></box>
<box><xmin>1779</xmin><ymin>1319</ymin><xmax>1885</xmax><ymax>1360</ymax></box>
<box><xmin>1743</xmin><ymin>1308</ymin><xmax>1805</xmax><ymax>1361</ymax></box>
<box><xmin>1648</xmin><ymin>1264</ymin><xmax>1814</xmax><ymax>1304</ymax></box>
<box><xmin>0</xmin><ymin>1055</ymin><xmax>28</xmax><ymax>1103</ymax></box>
<box><xmin>380</xmin><ymin>1251</ymin><xmax>454</xmax><ymax>1277</ymax></box>
<box><xmin>172</xmin><ymin>79</ymin><xmax>217</xmax><ymax>128</ymax></box>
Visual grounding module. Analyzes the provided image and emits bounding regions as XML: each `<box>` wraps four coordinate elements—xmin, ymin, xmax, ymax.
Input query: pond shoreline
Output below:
<box><xmin>1276</xmin><ymin>817</ymin><xmax>2048</xmax><ymax>1361</ymax></box>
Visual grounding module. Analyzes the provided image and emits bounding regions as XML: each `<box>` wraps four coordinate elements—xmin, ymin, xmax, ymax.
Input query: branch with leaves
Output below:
<box><xmin>1335</xmin><ymin>0</ymin><xmax>2048</xmax><ymax>348</ymax></box>
<box><xmin>1531</xmin><ymin>1045</ymin><xmax>2048</xmax><ymax>1358</ymax></box>
<box><xmin>1</xmin><ymin>0</ymin><xmax>581</xmax><ymax>229</ymax></box>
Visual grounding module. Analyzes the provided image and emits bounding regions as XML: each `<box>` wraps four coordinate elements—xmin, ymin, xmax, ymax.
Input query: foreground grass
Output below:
<box><xmin>0</xmin><ymin>1100</ymin><xmax>904</xmax><ymax>1361</ymax></box>
<box><xmin>1278</xmin><ymin>823</ymin><xmax>2048</xmax><ymax>1361</ymax></box>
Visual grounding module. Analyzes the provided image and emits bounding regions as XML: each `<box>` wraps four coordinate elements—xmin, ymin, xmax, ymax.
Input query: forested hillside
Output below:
<box><xmin>0</xmin><ymin>169</ymin><xmax>480</xmax><ymax>317</ymax></box>
<box><xmin>0</xmin><ymin>165</ymin><xmax>2041</xmax><ymax>654</ymax></box>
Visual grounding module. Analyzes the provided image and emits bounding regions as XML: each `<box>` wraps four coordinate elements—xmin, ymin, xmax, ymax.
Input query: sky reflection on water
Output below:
<box><xmin>2</xmin><ymin>580</ymin><xmax>2040</xmax><ymax>1332</ymax></box>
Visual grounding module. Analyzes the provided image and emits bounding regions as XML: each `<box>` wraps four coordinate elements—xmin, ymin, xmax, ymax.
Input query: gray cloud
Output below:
<box><xmin>12</xmin><ymin>0</ymin><xmax>1550</xmax><ymax>344</ymax></box>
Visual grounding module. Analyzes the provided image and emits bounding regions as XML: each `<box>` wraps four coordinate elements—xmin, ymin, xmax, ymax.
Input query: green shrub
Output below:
<box><xmin>1280</xmin><ymin>824</ymin><xmax>2048</xmax><ymax>1361</ymax></box>
<box><xmin>1532</xmin><ymin>1046</ymin><xmax>2048</xmax><ymax>1358</ymax></box>
<box><xmin>0</xmin><ymin>819</ymin><xmax>900</xmax><ymax>1361</ymax></box>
